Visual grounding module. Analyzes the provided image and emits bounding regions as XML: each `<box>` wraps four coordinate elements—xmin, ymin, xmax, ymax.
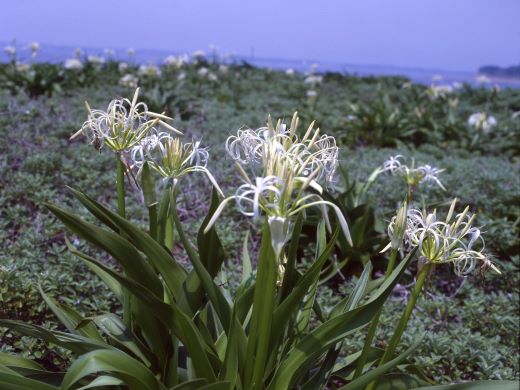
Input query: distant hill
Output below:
<box><xmin>478</xmin><ymin>64</ymin><xmax>520</xmax><ymax>79</ymax></box>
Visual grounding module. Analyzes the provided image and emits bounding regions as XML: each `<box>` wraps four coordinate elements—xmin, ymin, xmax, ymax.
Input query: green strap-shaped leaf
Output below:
<box><xmin>76</xmin><ymin>375</ymin><xmax>124</xmax><ymax>390</ymax></box>
<box><xmin>337</xmin><ymin>338</ymin><xmax>422</xmax><ymax>390</ymax></box>
<box><xmin>45</xmin><ymin>202</ymin><xmax>163</xmax><ymax>299</ymax></box>
<box><xmin>0</xmin><ymin>319</ymin><xmax>111</xmax><ymax>355</ymax></box>
<box><xmin>267</xmin><ymin>248</ymin><xmax>417</xmax><ymax>389</ymax></box>
<box><xmin>0</xmin><ymin>353</ymin><xmax>44</xmax><ymax>371</ymax></box>
<box><xmin>39</xmin><ymin>286</ymin><xmax>103</xmax><ymax>341</ymax></box>
<box><xmin>72</xmin><ymin>254</ymin><xmax>218</xmax><ymax>380</ymax></box>
<box><xmin>0</xmin><ymin>372</ymin><xmax>59</xmax><ymax>390</ymax></box>
<box><xmin>78</xmin><ymin>313</ymin><xmax>156</xmax><ymax>368</ymax></box>
<box><xmin>170</xmin><ymin>379</ymin><xmax>209</xmax><ymax>390</ymax></box>
<box><xmin>60</xmin><ymin>349</ymin><xmax>165</xmax><ymax>390</ymax></box>
<box><xmin>413</xmin><ymin>381</ymin><xmax>519</xmax><ymax>390</ymax></box>
<box><xmin>67</xmin><ymin>188</ymin><xmax>187</xmax><ymax>298</ymax></box>
<box><xmin>198</xmin><ymin>382</ymin><xmax>232</xmax><ymax>390</ymax></box>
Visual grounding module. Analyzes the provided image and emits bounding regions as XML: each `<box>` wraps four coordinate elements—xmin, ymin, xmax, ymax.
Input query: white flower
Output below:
<box><xmin>64</xmin><ymin>58</ymin><xmax>83</xmax><ymax>70</ymax></box>
<box><xmin>268</xmin><ymin>216</ymin><xmax>290</xmax><ymax>258</ymax></box>
<box><xmin>207</xmin><ymin>113</ymin><xmax>351</xmax><ymax>247</ymax></box>
<box><xmin>104</xmin><ymin>48</ymin><xmax>115</xmax><ymax>58</ymax></box>
<box><xmin>118</xmin><ymin>62</ymin><xmax>129</xmax><ymax>72</ymax></box>
<box><xmin>138</xmin><ymin>64</ymin><xmax>161</xmax><ymax>77</ymax></box>
<box><xmin>385</xmin><ymin>199</ymin><xmax>500</xmax><ymax>277</ymax></box>
<box><xmin>28</xmin><ymin>42</ymin><xmax>40</xmax><ymax>57</ymax></box>
<box><xmin>119</xmin><ymin>74</ymin><xmax>139</xmax><ymax>89</ymax></box>
<box><xmin>177</xmin><ymin>72</ymin><xmax>187</xmax><ymax>81</ymax></box>
<box><xmin>383</xmin><ymin>155</ymin><xmax>445</xmax><ymax>191</ymax></box>
<box><xmin>88</xmin><ymin>55</ymin><xmax>105</xmax><ymax>64</ymax></box>
<box><xmin>191</xmin><ymin>50</ymin><xmax>206</xmax><ymax>60</ymax></box>
<box><xmin>285</xmin><ymin>68</ymin><xmax>295</xmax><ymax>76</ymax></box>
<box><xmin>127</xmin><ymin>48</ymin><xmax>135</xmax><ymax>57</ymax></box>
<box><xmin>16</xmin><ymin>62</ymin><xmax>30</xmax><ymax>72</ymax></box>
<box><xmin>74</xmin><ymin>48</ymin><xmax>83</xmax><ymax>58</ymax></box>
<box><xmin>197</xmin><ymin>67</ymin><xmax>209</xmax><ymax>77</ymax></box>
<box><xmin>467</xmin><ymin>112</ymin><xmax>497</xmax><ymax>134</ymax></box>
<box><xmin>476</xmin><ymin>74</ymin><xmax>491</xmax><ymax>84</ymax></box>
<box><xmin>208</xmin><ymin>72</ymin><xmax>218</xmax><ymax>82</ymax></box>
<box><xmin>218</xmin><ymin>64</ymin><xmax>229</xmax><ymax>74</ymax></box>
<box><xmin>304</xmin><ymin>75</ymin><xmax>323</xmax><ymax>85</ymax></box>
<box><xmin>4</xmin><ymin>45</ymin><xmax>16</xmax><ymax>59</ymax></box>
<box><xmin>72</xmin><ymin>88</ymin><xmax>180</xmax><ymax>152</ymax></box>
<box><xmin>428</xmin><ymin>84</ymin><xmax>453</xmax><ymax>99</ymax></box>
<box><xmin>306</xmin><ymin>90</ymin><xmax>318</xmax><ymax>98</ymax></box>
<box><xmin>164</xmin><ymin>55</ymin><xmax>186</xmax><ymax>68</ymax></box>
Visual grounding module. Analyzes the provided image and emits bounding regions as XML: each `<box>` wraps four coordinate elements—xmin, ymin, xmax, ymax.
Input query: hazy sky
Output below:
<box><xmin>1</xmin><ymin>0</ymin><xmax>519</xmax><ymax>71</ymax></box>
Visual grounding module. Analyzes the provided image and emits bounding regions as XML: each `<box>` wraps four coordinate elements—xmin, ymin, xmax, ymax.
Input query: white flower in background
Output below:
<box><xmin>467</xmin><ymin>112</ymin><xmax>497</xmax><ymax>134</ymax></box>
<box><xmin>71</xmin><ymin>88</ymin><xmax>180</xmax><ymax>152</ymax></box>
<box><xmin>304</xmin><ymin>75</ymin><xmax>323</xmax><ymax>85</ymax></box>
<box><xmin>4</xmin><ymin>45</ymin><xmax>16</xmax><ymax>60</ymax></box>
<box><xmin>177</xmin><ymin>72</ymin><xmax>187</xmax><ymax>81</ymax></box>
<box><xmin>104</xmin><ymin>48</ymin><xmax>115</xmax><ymax>59</ymax></box>
<box><xmin>310</xmin><ymin>63</ymin><xmax>319</xmax><ymax>72</ymax></box>
<box><xmin>138</xmin><ymin>64</ymin><xmax>161</xmax><ymax>77</ymax></box>
<box><xmin>191</xmin><ymin>50</ymin><xmax>206</xmax><ymax>60</ymax></box>
<box><xmin>87</xmin><ymin>55</ymin><xmax>105</xmax><ymax>66</ymax></box>
<box><xmin>285</xmin><ymin>68</ymin><xmax>295</xmax><ymax>76</ymax></box>
<box><xmin>15</xmin><ymin>62</ymin><xmax>30</xmax><ymax>72</ymax></box>
<box><xmin>64</xmin><ymin>58</ymin><xmax>83</xmax><ymax>70</ymax></box>
<box><xmin>383</xmin><ymin>155</ymin><xmax>446</xmax><ymax>191</ymax></box>
<box><xmin>127</xmin><ymin>48</ymin><xmax>135</xmax><ymax>57</ymax></box>
<box><xmin>475</xmin><ymin>74</ymin><xmax>491</xmax><ymax>84</ymax></box>
<box><xmin>74</xmin><ymin>48</ymin><xmax>83</xmax><ymax>58</ymax></box>
<box><xmin>164</xmin><ymin>55</ymin><xmax>186</xmax><ymax>68</ymax></box>
<box><xmin>28</xmin><ymin>42</ymin><xmax>40</xmax><ymax>58</ymax></box>
<box><xmin>208</xmin><ymin>113</ymin><xmax>351</xmax><ymax>264</ymax></box>
<box><xmin>119</xmin><ymin>73</ymin><xmax>139</xmax><ymax>89</ymax></box>
<box><xmin>396</xmin><ymin>199</ymin><xmax>500</xmax><ymax>277</ymax></box>
<box><xmin>218</xmin><ymin>64</ymin><xmax>229</xmax><ymax>73</ymax></box>
<box><xmin>306</xmin><ymin>90</ymin><xmax>318</xmax><ymax>98</ymax></box>
<box><xmin>452</xmin><ymin>81</ymin><xmax>463</xmax><ymax>90</ymax></box>
<box><xmin>427</xmin><ymin>84</ymin><xmax>453</xmax><ymax>99</ymax></box>
<box><xmin>118</xmin><ymin>62</ymin><xmax>129</xmax><ymax>72</ymax></box>
<box><xmin>208</xmin><ymin>72</ymin><xmax>218</xmax><ymax>82</ymax></box>
<box><xmin>197</xmin><ymin>67</ymin><xmax>209</xmax><ymax>77</ymax></box>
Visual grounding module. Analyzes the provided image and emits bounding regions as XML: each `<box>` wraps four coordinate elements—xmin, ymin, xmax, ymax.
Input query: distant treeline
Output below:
<box><xmin>478</xmin><ymin>64</ymin><xmax>520</xmax><ymax>79</ymax></box>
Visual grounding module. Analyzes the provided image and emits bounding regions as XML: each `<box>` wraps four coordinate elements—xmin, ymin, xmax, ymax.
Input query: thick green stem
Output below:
<box><xmin>366</xmin><ymin>262</ymin><xmax>433</xmax><ymax>390</ymax></box>
<box><xmin>116</xmin><ymin>155</ymin><xmax>131</xmax><ymax>327</ymax></box>
<box><xmin>353</xmin><ymin>249</ymin><xmax>398</xmax><ymax>378</ymax></box>
<box><xmin>116</xmin><ymin>155</ymin><xmax>126</xmax><ymax>219</ymax></box>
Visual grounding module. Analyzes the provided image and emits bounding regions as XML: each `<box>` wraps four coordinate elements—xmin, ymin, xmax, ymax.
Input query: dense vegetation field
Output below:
<box><xmin>0</xmin><ymin>57</ymin><xmax>519</xmax><ymax>386</ymax></box>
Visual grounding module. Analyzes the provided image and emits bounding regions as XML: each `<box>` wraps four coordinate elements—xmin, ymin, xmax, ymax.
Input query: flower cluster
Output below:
<box><xmin>208</xmin><ymin>113</ymin><xmax>351</xmax><ymax>264</ymax></box>
<box><xmin>138</xmin><ymin>64</ymin><xmax>161</xmax><ymax>77</ymax></box>
<box><xmin>384</xmin><ymin>199</ymin><xmax>500</xmax><ymax>277</ymax></box>
<box><xmin>383</xmin><ymin>155</ymin><xmax>446</xmax><ymax>191</ymax></box>
<box><xmin>467</xmin><ymin>112</ymin><xmax>497</xmax><ymax>134</ymax></box>
<box><xmin>119</xmin><ymin>74</ymin><xmax>139</xmax><ymax>89</ymax></box>
<box><xmin>64</xmin><ymin>58</ymin><xmax>83</xmax><ymax>70</ymax></box>
<box><xmin>130</xmin><ymin>132</ymin><xmax>222</xmax><ymax>195</ymax></box>
<box><xmin>71</xmin><ymin>88</ymin><xmax>180</xmax><ymax>152</ymax></box>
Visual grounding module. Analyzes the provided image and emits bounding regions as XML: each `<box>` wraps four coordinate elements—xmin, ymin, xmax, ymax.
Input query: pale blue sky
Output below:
<box><xmin>1</xmin><ymin>0</ymin><xmax>519</xmax><ymax>71</ymax></box>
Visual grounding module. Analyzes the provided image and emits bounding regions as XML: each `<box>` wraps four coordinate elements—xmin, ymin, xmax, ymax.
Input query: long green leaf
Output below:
<box><xmin>45</xmin><ymin>202</ymin><xmax>163</xmax><ymax>298</ymax></box>
<box><xmin>338</xmin><ymin>338</ymin><xmax>422</xmax><ymax>390</ymax></box>
<box><xmin>413</xmin><ymin>381</ymin><xmax>519</xmax><ymax>390</ymax></box>
<box><xmin>76</xmin><ymin>375</ymin><xmax>124</xmax><ymax>389</ymax></box>
<box><xmin>267</xmin><ymin>248</ymin><xmax>417</xmax><ymax>389</ymax></box>
<box><xmin>67</xmin><ymin>188</ymin><xmax>187</xmax><ymax>298</ymax></box>
<box><xmin>60</xmin><ymin>349</ymin><xmax>164</xmax><ymax>390</ymax></box>
<box><xmin>170</xmin><ymin>379</ymin><xmax>208</xmax><ymax>390</ymax></box>
<box><xmin>0</xmin><ymin>372</ymin><xmax>59</xmax><ymax>390</ymax></box>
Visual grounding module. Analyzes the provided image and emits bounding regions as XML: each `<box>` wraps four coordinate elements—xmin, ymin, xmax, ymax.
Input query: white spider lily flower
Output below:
<box><xmin>164</xmin><ymin>55</ymin><xmax>186</xmax><ymax>68</ymax></box>
<box><xmin>191</xmin><ymin>50</ymin><xmax>206</xmax><ymax>60</ymax></box>
<box><xmin>139</xmin><ymin>134</ymin><xmax>222</xmax><ymax>196</ymax></box>
<box><xmin>4</xmin><ymin>45</ymin><xmax>16</xmax><ymax>60</ymax></box>
<box><xmin>285</xmin><ymin>68</ymin><xmax>295</xmax><ymax>76</ymax></box>
<box><xmin>306</xmin><ymin>90</ymin><xmax>318</xmax><ymax>98</ymax></box>
<box><xmin>119</xmin><ymin>74</ymin><xmax>139</xmax><ymax>89</ymax></box>
<box><xmin>304</xmin><ymin>75</ymin><xmax>323</xmax><ymax>85</ymax></box>
<box><xmin>475</xmin><ymin>74</ymin><xmax>491</xmax><ymax>84</ymax></box>
<box><xmin>219</xmin><ymin>64</ymin><xmax>229</xmax><ymax>74</ymax></box>
<box><xmin>385</xmin><ymin>199</ymin><xmax>500</xmax><ymax>277</ymax></box>
<box><xmin>208</xmin><ymin>72</ymin><xmax>218</xmax><ymax>82</ymax></box>
<box><xmin>71</xmin><ymin>88</ymin><xmax>181</xmax><ymax>152</ymax></box>
<box><xmin>64</xmin><ymin>58</ymin><xmax>83</xmax><ymax>70</ymax></box>
<box><xmin>118</xmin><ymin>62</ymin><xmax>129</xmax><ymax>73</ymax></box>
<box><xmin>138</xmin><ymin>64</ymin><xmax>161</xmax><ymax>77</ymax></box>
<box><xmin>467</xmin><ymin>112</ymin><xmax>497</xmax><ymax>134</ymax></box>
<box><xmin>28</xmin><ymin>42</ymin><xmax>40</xmax><ymax>57</ymax></box>
<box><xmin>383</xmin><ymin>155</ymin><xmax>445</xmax><ymax>191</ymax></box>
<box><xmin>16</xmin><ymin>62</ymin><xmax>30</xmax><ymax>72</ymax></box>
<box><xmin>206</xmin><ymin>113</ymin><xmax>351</xmax><ymax>248</ymax></box>
<box><xmin>427</xmin><ymin>84</ymin><xmax>453</xmax><ymax>99</ymax></box>
<box><xmin>87</xmin><ymin>55</ymin><xmax>105</xmax><ymax>65</ymax></box>
<box><xmin>197</xmin><ymin>67</ymin><xmax>209</xmax><ymax>77</ymax></box>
